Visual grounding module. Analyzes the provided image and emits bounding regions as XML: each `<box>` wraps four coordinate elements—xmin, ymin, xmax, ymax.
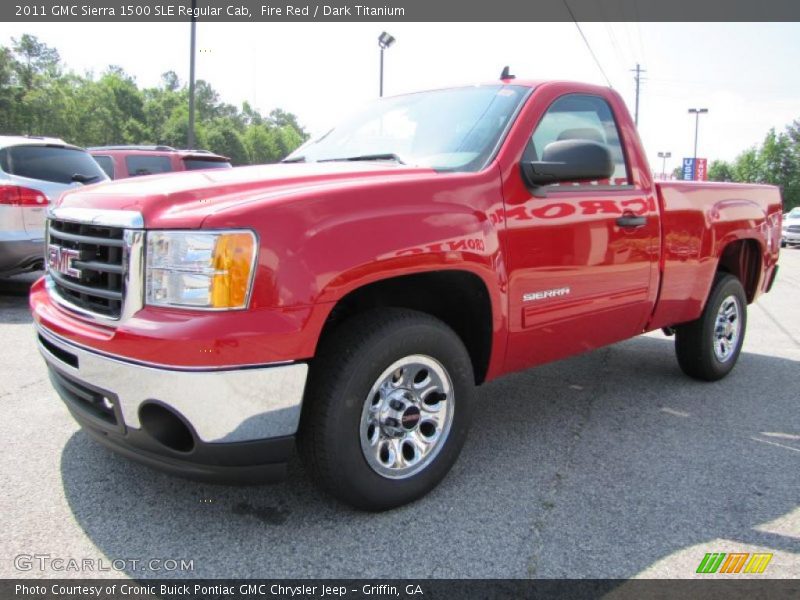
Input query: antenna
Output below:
<box><xmin>500</xmin><ymin>66</ymin><xmax>515</xmax><ymax>80</ymax></box>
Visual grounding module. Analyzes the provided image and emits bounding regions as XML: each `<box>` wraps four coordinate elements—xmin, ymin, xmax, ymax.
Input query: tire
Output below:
<box><xmin>298</xmin><ymin>308</ymin><xmax>475</xmax><ymax>511</ymax></box>
<box><xmin>674</xmin><ymin>273</ymin><xmax>747</xmax><ymax>381</ymax></box>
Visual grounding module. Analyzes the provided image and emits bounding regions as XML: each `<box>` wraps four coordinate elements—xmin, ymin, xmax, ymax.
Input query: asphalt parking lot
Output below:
<box><xmin>1</xmin><ymin>251</ymin><xmax>798</xmax><ymax>580</ymax></box>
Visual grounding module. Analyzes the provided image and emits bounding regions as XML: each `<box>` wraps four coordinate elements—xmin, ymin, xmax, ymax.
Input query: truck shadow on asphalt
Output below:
<box><xmin>59</xmin><ymin>335</ymin><xmax>799</xmax><ymax>578</ymax></box>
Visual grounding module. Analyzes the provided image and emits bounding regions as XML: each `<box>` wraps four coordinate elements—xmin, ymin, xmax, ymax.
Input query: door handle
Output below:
<box><xmin>616</xmin><ymin>214</ymin><xmax>647</xmax><ymax>228</ymax></box>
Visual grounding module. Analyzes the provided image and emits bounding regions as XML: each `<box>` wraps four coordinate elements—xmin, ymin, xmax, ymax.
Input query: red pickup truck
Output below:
<box><xmin>31</xmin><ymin>79</ymin><xmax>782</xmax><ymax>510</ymax></box>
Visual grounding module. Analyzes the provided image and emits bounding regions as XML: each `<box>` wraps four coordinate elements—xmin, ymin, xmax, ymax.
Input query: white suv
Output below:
<box><xmin>0</xmin><ymin>136</ymin><xmax>108</xmax><ymax>276</ymax></box>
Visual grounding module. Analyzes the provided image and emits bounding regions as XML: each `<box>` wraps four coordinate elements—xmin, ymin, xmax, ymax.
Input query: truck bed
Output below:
<box><xmin>649</xmin><ymin>181</ymin><xmax>782</xmax><ymax>330</ymax></box>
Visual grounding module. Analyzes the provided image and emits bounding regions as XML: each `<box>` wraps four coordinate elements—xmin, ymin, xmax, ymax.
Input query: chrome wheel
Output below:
<box><xmin>360</xmin><ymin>355</ymin><xmax>454</xmax><ymax>480</ymax></box>
<box><xmin>713</xmin><ymin>295</ymin><xmax>741</xmax><ymax>362</ymax></box>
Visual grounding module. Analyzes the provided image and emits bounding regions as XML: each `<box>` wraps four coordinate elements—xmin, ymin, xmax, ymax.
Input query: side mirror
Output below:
<box><xmin>520</xmin><ymin>139</ymin><xmax>614</xmax><ymax>187</ymax></box>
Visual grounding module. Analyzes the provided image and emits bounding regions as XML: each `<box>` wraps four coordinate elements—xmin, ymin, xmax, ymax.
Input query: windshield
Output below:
<box><xmin>285</xmin><ymin>85</ymin><xmax>528</xmax><ymax>171</ymax></box>
<box><xmin>788</xmin><ymin>208</ymin><xmax>800</xmax><ymax>219</ymax></box>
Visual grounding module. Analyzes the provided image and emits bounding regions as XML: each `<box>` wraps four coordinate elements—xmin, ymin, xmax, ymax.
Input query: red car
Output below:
<box><xmin>88</xmin><ymin>145</ymin><xmax>231</xmax><ymax>179</ymax></box>
<box><xmin>32</xmin><ymin>79</ymin><xmax>781</xmax><ymax>510</ymax></box>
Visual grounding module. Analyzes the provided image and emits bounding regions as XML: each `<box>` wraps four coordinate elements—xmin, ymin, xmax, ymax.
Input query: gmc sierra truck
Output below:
<box><xmin>31</xmin><ymin>79</ymin><xmax>782</xmax><ymax>510</ymax></box>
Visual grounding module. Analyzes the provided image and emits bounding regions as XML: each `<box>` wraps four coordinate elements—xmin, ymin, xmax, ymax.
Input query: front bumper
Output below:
<box><xmin>37</xmin><ymin>325</ymin><xmax>308</xmax><ymax>483</ymax></box>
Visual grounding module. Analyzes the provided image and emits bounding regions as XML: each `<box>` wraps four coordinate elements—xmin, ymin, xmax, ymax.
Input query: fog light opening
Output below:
<box><xmin>139</xmin><ymin>403</ymin><xmax>196</xmax><ymax>453</ymax></box>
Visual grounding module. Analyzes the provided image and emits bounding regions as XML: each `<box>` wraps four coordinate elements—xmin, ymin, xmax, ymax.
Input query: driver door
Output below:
<box><xmin>502</xmin><ymin>93</ymin><xmax>659</xmax><ymax>372</ymax></box>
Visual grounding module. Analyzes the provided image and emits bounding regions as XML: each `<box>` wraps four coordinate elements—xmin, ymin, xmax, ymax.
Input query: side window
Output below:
<box><xmin>125</xmin><ymin>155</ymin><xmax>172</xmax><ymax>177</ymax></box>
<box><xmin>92</xmin><ymin>155</ymin><xmax>115</xmax><ymax>179</ymax></box>
<box><xmin>527</xmin><ymin>94</ymin><xmax>629</xmax><ymax>185</ymax></box>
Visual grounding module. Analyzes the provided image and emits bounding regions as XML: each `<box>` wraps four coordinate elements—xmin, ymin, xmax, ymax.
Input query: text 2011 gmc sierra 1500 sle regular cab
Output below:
<box><xmin>31</xmin><ymin>79</ymin><xmax>782</xmax><ymax>510</ymax></box>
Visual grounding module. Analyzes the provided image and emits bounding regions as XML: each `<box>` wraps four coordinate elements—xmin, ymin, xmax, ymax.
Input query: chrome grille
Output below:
<box><xmin>47</xmin><ymin>218</ymin><xmax>125</xmax><ymax>318</ymax></box>
<box><xmin>787</xmin><ymin>225</ymin><xmax>800</xmax><ymax>233</ymax></box>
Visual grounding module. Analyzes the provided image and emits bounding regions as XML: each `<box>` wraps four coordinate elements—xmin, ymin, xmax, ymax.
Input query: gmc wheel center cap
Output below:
<box><xmin>380</xmin><ymin>390</ymin><xmax>421</xmax><ymax>436</ymax></box>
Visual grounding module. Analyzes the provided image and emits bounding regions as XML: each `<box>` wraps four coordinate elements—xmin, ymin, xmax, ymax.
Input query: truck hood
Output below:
<box><xmin>56</xmin><ymin>162</ymin><xmax>437</xmax><ymax>228</ymax></box>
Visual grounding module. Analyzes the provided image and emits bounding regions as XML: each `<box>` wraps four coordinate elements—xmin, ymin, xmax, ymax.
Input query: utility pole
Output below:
<box><xmin>630</xmin><ymin>63</ymin><xmax>646</xmax><ymax>127</ymax></box>
<box><xmin>187</xmin><ymin>0</ymin><xmax>197</xmax><ymax>149</ymax></box>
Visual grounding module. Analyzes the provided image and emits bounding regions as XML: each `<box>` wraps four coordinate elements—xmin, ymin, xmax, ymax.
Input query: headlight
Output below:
<box><xmin>145</xmin><ymin>230</ymin><xmax>257</xmax><ymax>310</ymax></box>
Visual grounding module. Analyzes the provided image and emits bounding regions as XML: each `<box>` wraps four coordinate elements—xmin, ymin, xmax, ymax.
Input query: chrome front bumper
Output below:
<box><xmin>36</xmin><ymin>325</ymin><xmax>308</xmax><ymax>443</ymax></box>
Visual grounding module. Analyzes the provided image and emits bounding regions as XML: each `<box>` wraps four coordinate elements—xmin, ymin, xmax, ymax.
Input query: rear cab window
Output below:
<box><xmin>182</xmin><ymin>158</ymin><xmax>232</xmax><ymax>171</ymax></box>
<box><xmin>0</xmin><ymin>145</ymin><xmax>106</xmax><ymax>184</ymax></box>
<box><xmin>125</xmin><ymin>155</ymin><xmax>173</xmax><ymax>177</ymax></box>
<box><xmin>526</xmin><ymin>94</ymin><xmax>630</xmax><ymax>186</ymax></box>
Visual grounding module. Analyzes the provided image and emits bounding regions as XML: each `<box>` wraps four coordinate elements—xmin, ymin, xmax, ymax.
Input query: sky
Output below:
<box><xmin>5</xmin><ymin>21</ymin><xmax>800</xmax><ymax>175</ymax></box>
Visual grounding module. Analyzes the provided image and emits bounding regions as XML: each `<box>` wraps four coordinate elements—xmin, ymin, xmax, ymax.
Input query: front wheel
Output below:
<box><xmin>298</xmin><ymin>309</ymin><xmax>475</xmax><ymax>511</ymax></box>
<box><xmin>675</xmin><ymin>273</ymin><xmax>747</xmax><ymax>381</ymax></box>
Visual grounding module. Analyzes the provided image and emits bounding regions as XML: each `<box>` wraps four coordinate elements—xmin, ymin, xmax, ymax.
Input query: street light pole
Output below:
<box><xmin>377</xmin><ymin>32</ymin><xmax>395</xmax><ymax>97</ymax></box>
<box><xmin>187</xmin><ymin>0</ymin><xmax>197</xmax><ymax>149</ymax></box>
<box><xmin>379</xmin><ymin>46</ymin><xmax>384</xmax><ymax>97</ymax></box>
<box><xmin>688</xmin><ymin>108</ymin><xmax>708</xmax><ymax>162</ymax></box>
<box><xmin>657</xmin><ymin>151</ymin><xmax>671</xmax><ymax>179</ymax></box>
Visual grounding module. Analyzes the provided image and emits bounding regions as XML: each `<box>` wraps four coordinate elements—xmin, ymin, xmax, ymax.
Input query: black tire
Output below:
<box><xmin>675</xmin><ymin>273</ymin><xmax>747</xmax><ymax>381</ymax></box>
<box><xmin>298</xmin><ymin>308</ymin><xmax>475</xmax><ymax>511</ymax></box>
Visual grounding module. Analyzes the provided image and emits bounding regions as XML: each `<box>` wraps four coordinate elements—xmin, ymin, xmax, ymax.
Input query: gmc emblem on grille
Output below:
<box><xmin>47</xmin><ymin>245</ymin><xmax>82</xmax><ymax>278</ymax></box>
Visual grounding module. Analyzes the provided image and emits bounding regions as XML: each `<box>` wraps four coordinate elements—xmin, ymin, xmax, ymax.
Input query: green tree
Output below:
<box><xmin>242</xmin><ymin>101</ymin><xmax>264</xmax><ymax>126</ymax></box>
<box><xmin>206</xmin><ymin>118</ymin><xmax>248</xmax><ymax>165</ymax></box>
<box><xmin>732</xmin><ymin>148</ymin><xmax>762</xmax><ymax>183</ymax></box>
<box><xmin>242</xmin><ymin>124</ymin><xmax>279</xmax><ymax>163</ymax></box>
<box><xmin>759</xmin><ymin>129</ymin><xmax>798</xmax><ymax>202</ymax></box>
<box><xmin>0</xmin><ymin>34</ymin><xmax>308</xmax><ymax>164</ymax></box>
<box><xmin>275</xmin><ymin>125</ymin><xmax>304</xmax><ymax>158</ymax></box>
<box><xmin>12</xmin><ymin>34</ymin><xmax>60</xmax><ymax>91</ymax></box>
<box><xmin>708</xmin><ymin>160</ymin><xmax>734</xmax><ymax>182</ymax></box>
<box><xmin>9</xmin><ymin>35</ymin><xmax>62</xmax><ymax>134</ymax></box>
<box><xmin>269</xmin><ymin>108</ymin><xmax>308</xmax><ymax>140</ymax></box>
<box><xmin>0</xmin><ymin>46</ymin><xmax>21</xmax><ymax>132</ymax></box>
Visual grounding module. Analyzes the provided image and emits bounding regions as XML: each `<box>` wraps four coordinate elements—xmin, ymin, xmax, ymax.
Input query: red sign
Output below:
<box><xmin>695</xmin><ymin>158</ymin><xmax>708</xmax><ymax>181</ymax></box>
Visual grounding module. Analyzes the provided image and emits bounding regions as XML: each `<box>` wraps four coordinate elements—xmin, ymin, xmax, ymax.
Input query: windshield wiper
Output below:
<box><xmin>71</xmin><ymin>173</ymin><xmax>102</xmax><ymax>184</ymax></box>
<box><xmin>281</xmin><ymin>156</ymin><xmax>306</xmax><ymax>163</ymax></box>
<box><xmin>318</xmin><ymin>153</ymin><xmax>408</xmax><ymax>165</ymax></box>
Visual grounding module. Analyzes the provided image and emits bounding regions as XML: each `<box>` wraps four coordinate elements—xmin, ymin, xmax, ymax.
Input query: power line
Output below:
<box><xmin>634</xmin><ymin>22</ymin><xmax>648</xmax><ymax>66</ymax></box>
<box><xmin>622</xmin><ymin>22</ymin><xmax>638</xmax><ymax>65</ymax></box>
<box><xmin>632</xmin><ymin>0</ymin><xmax>649</xmax><ymax>65</ymax></box>
<box><xmin>603</xmin><ymin>23</ymin><xmax>628</xmax><ymax>70</ymax></box>
<box><xmin>596</xmin><ymin>4</ymin><xmax>632</xmax><ymax>68</ymax></box>
<box><xmin>562</xmin><ymin>0</ymin><xmax>613</xmax><ymax>88</ymax></box>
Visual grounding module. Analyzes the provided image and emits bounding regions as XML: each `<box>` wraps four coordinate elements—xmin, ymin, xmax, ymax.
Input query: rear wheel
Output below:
<box><xmin>298</xmin><ymin>308</ymin><xmax>475</xmax><ymax>511</ymax></box>
<box><xmin>675</xmin><ymin>273</ymin><xmax>747</xmax><ymax>381</ymax></box>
